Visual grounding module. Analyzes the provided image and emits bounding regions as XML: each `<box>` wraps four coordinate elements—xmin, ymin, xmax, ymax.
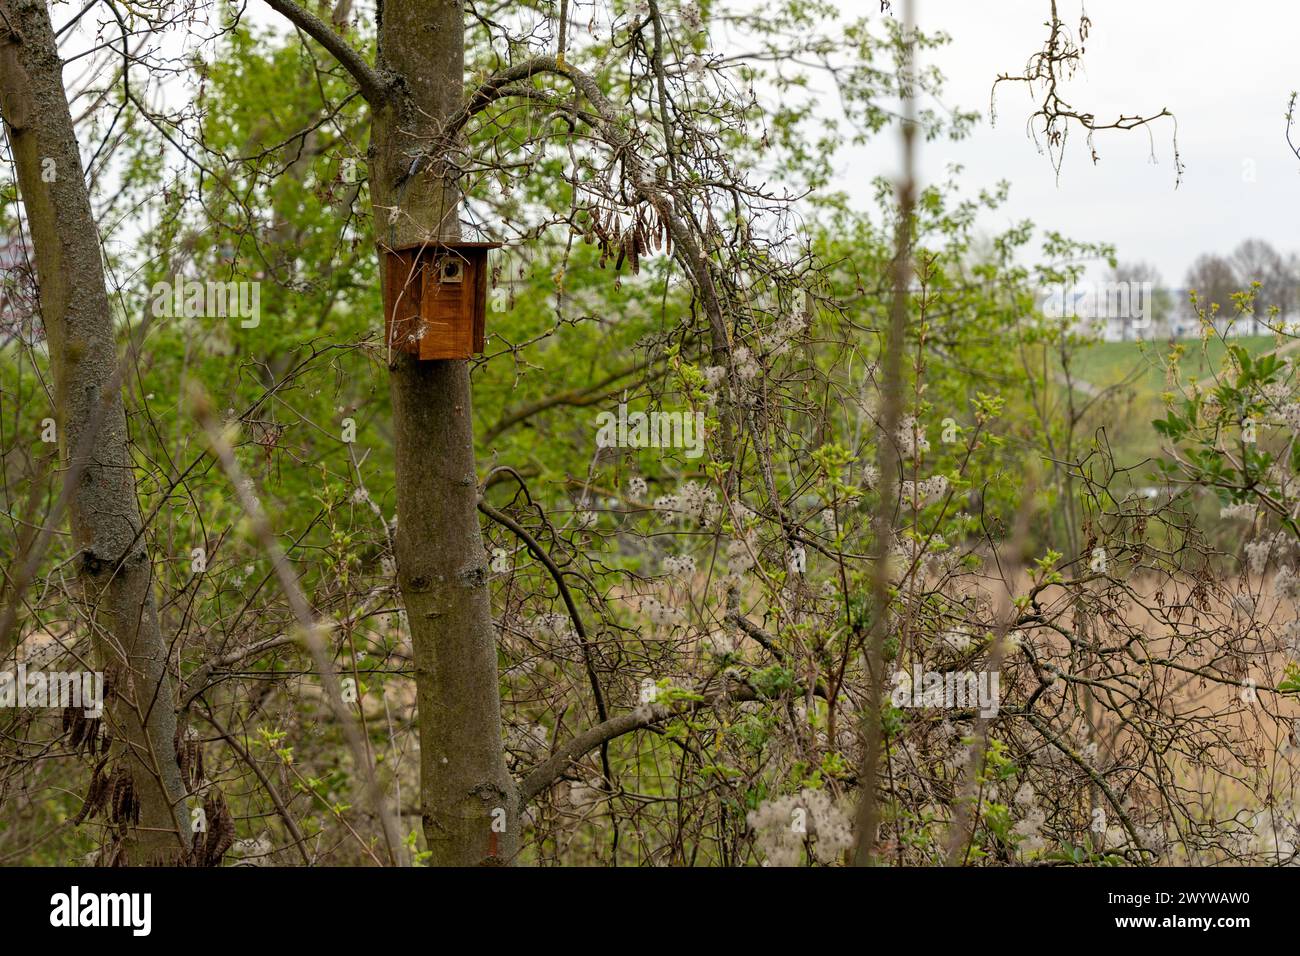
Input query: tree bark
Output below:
<box><xmin>0</xmin><ymin>0</ymin><xmax>190</xmax><ymax>861</ymax></box>
<box><xmin>370</xmin><ymin>0</ymin><xmax>517</xmax><ymax>865</ymax></box>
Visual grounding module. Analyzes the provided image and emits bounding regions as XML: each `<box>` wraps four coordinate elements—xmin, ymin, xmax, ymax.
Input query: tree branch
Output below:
<box><xmin>261</xmin><ymin>0</ymin><xmax>391</xmax><ymax>105</ymax></box>
<box><xmin>519</xmin><ymin>707</ymin><xmax>655</xmax><ymax>806</ymax></box>
<box><xmin>476</xmin><ymin>495</ymin><xmax>614</xmax><ymax>791</ymax></box>
<box><xmin>202</xmin><ymin>710</ymin><xmax>313</xmax><ymax>865</ymax></box>
<box><xmin>482</xmin><ymin>356</ymin><xmax>659</xmax><ymax>444</ymax></box>
<box><xmin>518</xmin><ymin>677</ymin><xmax>828</xmax><ymax>805</ymax></box>
<box><xmin>454</xmin><ymin>55</ymin><xmax>730</xmax><ymax>355</ymax></box>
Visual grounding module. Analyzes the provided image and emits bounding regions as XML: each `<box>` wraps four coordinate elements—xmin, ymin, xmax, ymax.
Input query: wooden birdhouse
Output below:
<box><xmin>382</xmin><ymin>241</ymin><xmax>500</xmax><ymax>360</ymax></box>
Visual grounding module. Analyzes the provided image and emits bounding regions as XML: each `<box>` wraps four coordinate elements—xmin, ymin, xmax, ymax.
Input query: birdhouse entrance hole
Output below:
<box><xmin>440</xmin><ymin>258</ymin><xmax>464</xmax><ymax>284</ymax></box>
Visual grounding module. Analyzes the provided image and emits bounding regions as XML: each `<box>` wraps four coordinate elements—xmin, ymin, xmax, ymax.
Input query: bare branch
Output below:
<box><xmin>261</xmin><ymin>0</ymin><xmax>391</xmax><ymax>105</ymax></box>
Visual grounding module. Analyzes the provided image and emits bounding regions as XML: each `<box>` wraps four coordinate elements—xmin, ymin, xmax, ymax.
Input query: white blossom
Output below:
<box><xmin>663</xmin><ymin>554</ymin><xmax>696</xmax><ymax>577</ymax></box>
<box><xmin>641</xmin><ymin>596</ymin><xmax>683</xmax><ymax>627</ymax></box>
<box><xmin>1013</xmin><ymin>805</ymin><xmax>1048</xmax><ymax>855</ymax></box>
<box><xmin>1275</xmin><ymin>566</ymin><xmax>1300</xmax><ymax>600</ymax></box>
<box><xmin>529</xmin><ymin>612</ymin><xmax>575</xmax><ymax>645</ymax></box>
<box><xmin>733</xmin><ymin>346</ymin><xmax>760</xmax><ymax>381</ymax></box>
<box><xmin>1220</xmin><ymin>502</ymin><xmax>1256</xmax><ymax>520</ymax></box>
<box><xmin>726</xmin><ymin>534</ymin><xmax>756</xmax><ymax>575</ymax></box>
<box><xmin>896</xmin><ymin>416</ymin><xmax>930</xmax><ymax>459</ymax></box>
<box><xmin>941</xmin><ymin>627</ymin><xmax>973</xmax><ymax>653</ymax></box>
<box><xmin>1246</xmin><ymin>539</ymin><xmax>1272</xmax><ymax>575</ymax></box>
<box><xmin>747</xmin><ymin>789</ymin><xmax>854</xmax><ymax>866</ymax></box>
<box><xmin>677</xmin><ymin>480</ymin><xmax>718</xmax><ymax>523</ymax></box>
<box><xmin>653</xmin><ymin>494</ymin><xmax>680</xmax><ymax>517</ymax></box>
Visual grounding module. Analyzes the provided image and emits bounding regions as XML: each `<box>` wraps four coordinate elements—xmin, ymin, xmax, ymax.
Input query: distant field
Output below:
<box><xmin>1062</xmin><ymin>335</ymin><xmax>1280</xmax><ymax>469</ymax></box>
<box><xmin>1069</xmin><ymin>335</ymin><xmax>1279</xmax><ymax>394</ymax></box>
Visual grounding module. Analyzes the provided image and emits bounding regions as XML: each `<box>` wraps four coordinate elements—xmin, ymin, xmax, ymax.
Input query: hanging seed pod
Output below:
<box><xmin>73</xmin><ymin>757</ymin><xmax>111</xmax><ymax>826</ymax></box>
<box><xmin>201</xmin><ymin>789</ymin><xmax>237</xmax><ymax>866</ymax></box>
<box><xmin>175</xmin><ymin>724</ymin><xmax>204</xmax><ymax>791</ymax></box>
<box><xmin>110</xmin><ymin>766</ymin><xmax>138</xmax><ymax>833</ymax></box>
<box><xmin>66</xmin><ymin>708</ymin><xmax>87</xmax><ymax>751</ymax></box>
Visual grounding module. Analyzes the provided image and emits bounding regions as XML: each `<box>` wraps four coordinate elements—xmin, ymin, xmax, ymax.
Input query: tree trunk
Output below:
<box><xmin>370</xmin><ymin>0</ymin><xmax>517</xmax><ymax>865</ymax></box>
<box><xmin>0</xmin><ymin>0</ymin><xmax>191</xmax><ymax>861</ymax></box>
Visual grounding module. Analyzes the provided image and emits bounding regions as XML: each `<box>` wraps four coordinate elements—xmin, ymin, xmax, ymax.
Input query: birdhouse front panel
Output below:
<box><xmin>420</xmin><ymin>252</ymin><xmax>476</xmax><ymax>360</ymax></box>
<box><xmin>383</xmin><ymin>248</ymin><xmax>424</xmax><ymax>356</ymax></box>
<box><xmin>381</xmin><ymin>241</ymin><xmax>499</xmax><ymax>361</ymax></box>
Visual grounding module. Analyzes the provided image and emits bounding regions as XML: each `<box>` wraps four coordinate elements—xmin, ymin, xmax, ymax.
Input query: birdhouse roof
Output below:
<box><xmin>384</xmin><ymin>240</ymin><xmax>503</xmax><ymax>253</ymax></box>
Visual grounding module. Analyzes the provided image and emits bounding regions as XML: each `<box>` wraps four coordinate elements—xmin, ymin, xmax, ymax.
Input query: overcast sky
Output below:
<box><xmin>190</xmin><ymin>0</ymin><xmax>1300</xmax><ymax>287</ymax></box>
<box><xmin>829</xmin><ymin>0</ymin><xmax>1300</xmax><ymax>285</ymax></box>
